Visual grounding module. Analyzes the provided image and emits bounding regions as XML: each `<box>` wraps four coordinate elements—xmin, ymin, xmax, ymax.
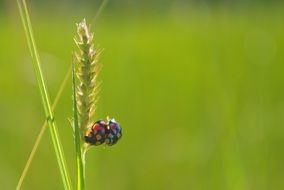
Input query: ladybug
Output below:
<box><xmin>105</xmin><ymin>119</ymin><xmax>122</xmax><ymax>146</ymax></box>
<box><xmin>84</xmin><ymin>120</ymin><xmax>107</xmax><ymax>145</ymax></box>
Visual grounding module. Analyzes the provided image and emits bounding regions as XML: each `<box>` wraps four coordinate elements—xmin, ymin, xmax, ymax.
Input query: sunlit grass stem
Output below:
<box><xmin>72</xmin><ymin>60</ymin><xmax>86</xmax><ymax>190</ymax></box>
<box><xmin>16</xmin><ymin>0</ymin><xmax>108</xmax><ymax>189</ymax></box>
<box><xmin>16</xmin><ymin>66</ymin><xmax>72</xmax><ymax>190</ymax></box>
<box><xmin>16</xmin><ymin>0</ymin><xmax>72</xmax><ymax>189</ymax></box>
<box><xmin>73</xmin><ymin>19</ymin><xmax>101</xmax><ymax>190</ymax></box>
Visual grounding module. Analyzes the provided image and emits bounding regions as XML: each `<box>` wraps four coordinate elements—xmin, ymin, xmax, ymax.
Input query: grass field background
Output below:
<box><xmin>0</xmin><ymin>2</ymin><xmax>284</xmax><ymax>189</ymax></box>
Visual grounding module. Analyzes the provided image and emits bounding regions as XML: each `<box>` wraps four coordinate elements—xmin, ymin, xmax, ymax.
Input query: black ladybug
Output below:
<box><xmin>84</xmin><ymin>120</ymin><xmax>107</xmax><ymax>145</ymax></box>
<box><xmin>105</xmin><ymin>119</ymin><xmax>122</xmax><ymax>146</ymax></box>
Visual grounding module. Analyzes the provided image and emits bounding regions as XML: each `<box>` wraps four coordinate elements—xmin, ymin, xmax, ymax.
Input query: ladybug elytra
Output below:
<box><xmin>105</xmin><ymin>119</ymin><xmax>122</xmax><ymax>146</ymax></box>
<box><xmin>84</xmin><ymin>118</ymin><xmax>122</xmax><ymax>146</ymax></box>
<box><xmin>84</xmin><ymin>120</ymin><xmax>107</xmax><ymax>145</ymax></box>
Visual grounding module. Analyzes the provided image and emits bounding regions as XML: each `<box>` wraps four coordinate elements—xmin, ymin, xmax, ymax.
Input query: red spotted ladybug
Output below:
<box><xmin>84</xmin><ymin>120</ymin><xmax>107</xmax><ymax>145</ymax></box>
<box><xmin>105</xmin><ymin>119</ymin><xmax>122</xmax><ymax>146</ymax></box>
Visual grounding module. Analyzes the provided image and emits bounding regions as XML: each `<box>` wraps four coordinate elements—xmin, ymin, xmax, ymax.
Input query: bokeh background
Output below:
<box><xmin>1</xmin><ymin>0</ymin><xmax>284</xmax><ymax>189</ymax></box>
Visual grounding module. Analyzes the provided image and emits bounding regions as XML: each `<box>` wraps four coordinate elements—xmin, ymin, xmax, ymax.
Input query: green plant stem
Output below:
<box><xmin>72</xmin><ymin>61</ymin><xmax>86</xmax><ymax>190</ymax></box>
<box><xmin>92</xmin><ymin>0</ymin><xmax>108</xmax><ymax>24</ymax></box>
<box><xmin>17</xmin><ymin>0</ymin><xmax>72</xmax><ymax>189</ymax></box>
<box><xmin>16</xmin><ymin>66</ymin><xmax>72</xmax><ymax>190</ymax></box>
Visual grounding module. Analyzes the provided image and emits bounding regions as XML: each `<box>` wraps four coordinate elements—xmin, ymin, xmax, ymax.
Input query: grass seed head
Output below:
<box><xmin>74</xmin><ymin>19</ymin><xmax>100</xmax><ymax>134</ymax></box>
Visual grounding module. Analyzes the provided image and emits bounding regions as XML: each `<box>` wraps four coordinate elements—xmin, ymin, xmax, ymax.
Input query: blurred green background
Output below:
<box><xmin>0</xmin><ymin>0</ymin><xmax>284</xmax><ymax>189</ymax></box>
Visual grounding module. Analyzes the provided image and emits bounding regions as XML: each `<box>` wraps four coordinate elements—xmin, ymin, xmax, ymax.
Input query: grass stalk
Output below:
<box><xmin>16</xmin><ymin>0</ymin><xmax>72</xmax><ymax>189</ymax></box>
<box><xmin>92</xmin><ymin>0</ymin><xmax>108</xmax><ymax>24</ymax></box>
<box><xmin>16</xmin><ymin>1</ymin><xmax>109</xmax><ymax>189</ymax></box>
<box><xmin>72</xmin><ymin>61</ymin><xmax>86</xmax><ymax>190</ymax></box>
<box><xmin>73</xmin><ymin>19</ymin><xmax>101</xmax><ymax>190</ymax></box>
<box><xmin>16</xmin><ymin>66</ymin><xmax>72</xmax><ymax>190</ymax></box>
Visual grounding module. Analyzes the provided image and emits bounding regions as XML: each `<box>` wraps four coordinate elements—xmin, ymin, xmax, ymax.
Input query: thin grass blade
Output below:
<box><xmin>16</xmin><ymin>0</ymin><xmax>109</xmax><ymax>188</ymax></box>
<box><xmin>16</xmin><ymin>66</ymin><xmax>72</xmax><ymax>190</ymax></box>
<box><xmin>16</xmin><ymin>0</ymin><xmax>72</xmax><ymax>189</ymax></box>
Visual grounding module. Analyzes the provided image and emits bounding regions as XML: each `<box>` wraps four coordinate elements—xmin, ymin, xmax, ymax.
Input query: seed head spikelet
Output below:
<box><xmin>74</xmin><ymin>19</ymin><xmax>100</xmax><ymax>137</ymax></box>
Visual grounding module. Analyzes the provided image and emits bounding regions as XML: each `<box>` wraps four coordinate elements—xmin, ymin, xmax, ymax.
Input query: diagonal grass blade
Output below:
<box><xmin>16</xmin><ymin>0</ymin><xmax>72</xmax><ymax>189</ymax></box>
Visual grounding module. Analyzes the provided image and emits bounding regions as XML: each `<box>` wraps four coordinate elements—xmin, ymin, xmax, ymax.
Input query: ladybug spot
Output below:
<box><xmin>96</xmin><ymin>134</ymin><xmax>102</xmax><ymax>140</ymax></box>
